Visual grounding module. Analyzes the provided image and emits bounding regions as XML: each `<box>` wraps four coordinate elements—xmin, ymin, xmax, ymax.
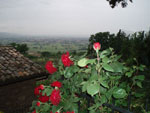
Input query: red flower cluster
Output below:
<box><xmin>34</xmin><ymin>82</ymin><xmax>62</xmax><ymax>106</ymax></box>
<box><xmin>34</xmin><ymin>84</ymin><xmax>44</xmax><ymax>96</ymax></box>
<box><xmin>39</xmin><ymin>94</ymin><xmax>49</xmax><ymax>103</ymax></box>
<box><xmin>61</xmin><ymin>52</ymin><xmax>74</xmax><ymax>67</ymax></box>
<box><xmin>33</xmin><ymin>52</ymin><xmax>76</xmax><ymax>112</ymax></box>
<box><xmin>51</xmin><ymin>81</ymin><xmax>62</xmax><ymax>88</ymax></box>
<box><xmin>50</xmin><ymin>89</ymin><xmax>61</xmax><ymax>106</ymax></box>
<box><xmin>93</xmin><ymin>42</ymin><xmax>101</xmax><ymax>51</ymax></box>
<box><xmin>45</xmin><ymin>61</ymin><xmax>57</xmax><ymax>74</ymax></box>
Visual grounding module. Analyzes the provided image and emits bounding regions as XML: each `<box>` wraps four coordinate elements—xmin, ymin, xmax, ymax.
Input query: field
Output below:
<box><xmin>0</xmin><ymin>33</ymin><xmax>89</xmax><ymax>54</ymax></box>
<box><xmin>26</xmin><ymin>38</ymin><xmax>89</xmax><ymax>54</ymax></box>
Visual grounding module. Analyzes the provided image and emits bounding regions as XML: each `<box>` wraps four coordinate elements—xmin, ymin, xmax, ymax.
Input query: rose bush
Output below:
<box><xmin>30</xmin><ymin>42</ymin><xmax>145</xmax><ymax>113</ymax></box>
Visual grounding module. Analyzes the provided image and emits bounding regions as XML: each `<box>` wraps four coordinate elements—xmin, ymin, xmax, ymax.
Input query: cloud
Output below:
<box><xmin>0</xmin><ymin>0</ymin><xmax>149</xmax><ymax>36</ymax></box>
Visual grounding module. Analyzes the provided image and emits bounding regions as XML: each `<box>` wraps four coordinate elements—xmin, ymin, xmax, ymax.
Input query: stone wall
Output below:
<box><xmin>0</xmin><ymin>79</ymin><xmax>36</xmax><ymax>113</ymax></box>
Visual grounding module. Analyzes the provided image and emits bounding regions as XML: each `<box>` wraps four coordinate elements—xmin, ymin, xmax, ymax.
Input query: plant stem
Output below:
<box><xmin>97</xmin><ymin>52</ymin><xmax>100</xmax><ymax>66</ymax></box>
<box><xmin>97</xmin><ymin>52</ymin><xmax>101</xmax><ymax>99</ymax></box>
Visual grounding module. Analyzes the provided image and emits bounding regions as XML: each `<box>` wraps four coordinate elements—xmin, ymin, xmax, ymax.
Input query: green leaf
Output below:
<box><xmin>72</xmin><ymin>65</ymin><xmax>79</xmax><ymax>73</ymax></box>
<box><xmin>113</xmin><ymin>88</ymin><xmax>127</xmax><ymax>99</ymax></box>
<box><xmin>89</xmin><ymin>74</ymin><xmax>98</xmax><ymax>82</ymax></box>
<box><xmin>89</xmin><ymin>69</ymin><xmax>98</xmax><ymax>82</ymax></box>
<box><xmin>111</xmin><ymin>62</ymin><xmax>124</xmax><ymax>73</ymax></box>
<box><xmin>41</xmin><ymin>103</ymin><xmax>50</xmax><ymax>112</ymax></box>
<box><xmin>77</xmin><ymin>58</ymin><xmax>88</xmax><ymax>67</ymax></box>
<box><xmin>100</xmin><ymin>49</ymin><xmax>111</xmax><ymax>58</ymax></box>
<box><xmin>88</xmin><ymin>104</ymin><xmax>96</xmax><ymax>110</ymax></box>
<box><xmin>82</xmin><ymin>82</ymin><xmax>89</xmax><ymax>92</ymax></box>
<box><xmin>87</xmin><ymin>83</ymin><xmax>100</xmax><ymax>96</ymax></box>
<box><xmin>85</xmin><ymin>68</ymin><xmax>91</xmax><ymax>73</ymax></box>
<box><xmin>42</xmin><ymin>88</ymin><xmax>52</xmax><ymax>96</ymax></box>
<box><xmin>134</xmin><ymin>92</ymin><xmax>145</xmax><ymax>97</ymax></box>
<box><xmin>106</xmin><ymin>87</ymin><xmax>116</xmax><ymax>100</ymax></box>
<box><xmin>114</xmin><ymin>55</ymin><xmax>122</xmax><ymax>61</ymax></box>
<box><xmin>125</xmin><ymin>71</ymin><xmax>133</xmax><ymax>77</ymax></box>
<box><xmin>102</xmin><ymin>57</ymin><xmax>110</xmax><ymax>63</ymax></box>
<box><xmin>72</xmin><ymin>97</ymin><xmax>80</xmax><ymax>102</ymax></box>
<box><xmin>100</xmin><ymin>80</ymin><xmax>109</xmax><ymax>88</ymax></box>
<box><xmin>136</xmin><ymin>81</ymin><xmax>142</xmax><ymax>88</ymax></box>
<box><xmin>119</xmin><ymin>82</ymin><xmax>127</xmax><ymax>89</ymax></box>
<box><xmin>100</xmin><ymin>86</ymin><xmax>107</xmax><ymax>94</ymax></box>
<box><xmin>89</xmin><ymin>110</ymin><xmax>96</xmax><ymax>113</ymax></box>
<box><xmin>102</xmin><ymin>63</ymin><xmax>114</xmax><ymax>72</ymax></box>
<box><xmin>101</xmin><ymin>95</ymin><xmax>107</xmax><ymax>104</ymax></box>
<box><xmin>134</xmin><ymin>75</ymin><xmax>145</xmax><ymax>81</ymax></box>
<box><xmin>64</xmin><ymin>101</ymin><xmax>72</xmax><ymax>110</ymax></box>
<box><xmin>86</xmin><ymin>59</ymin><xmax>96</xmax><ymax>64</ymax></box>
<box><xmin>64</xmin><ymin>67</ymin><xmax>74</xmax><ymax>78</ymax></box>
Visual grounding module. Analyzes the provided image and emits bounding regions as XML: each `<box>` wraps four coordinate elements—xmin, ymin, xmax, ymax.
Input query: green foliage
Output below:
<box><xmin>30</xmin><ymin>47</ymin><xmax>146</xmax><ymax>113</ymax></box>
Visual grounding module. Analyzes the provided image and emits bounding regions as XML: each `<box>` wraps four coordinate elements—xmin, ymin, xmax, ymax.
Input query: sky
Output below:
<box><xmin>0</xmin><ymin>0</ymin><xmax>150</xmax><ymax>37</ymax></box>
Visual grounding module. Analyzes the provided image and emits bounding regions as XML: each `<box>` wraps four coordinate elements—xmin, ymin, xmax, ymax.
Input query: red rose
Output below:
<box><xmin>50</xmin><ymin>89</ymin><xmax>61</xmax><ymax>106</ymax></box>
<box><xmin>34</xmin><ymin>85</ymin><xmax>45</xmax><ymax>96</ymax></box>
<box><xmin>36</xmin><ymin>101</ymin><xmax>40</xmax><ymax>107</ymax></box>
<box><xmin>93</xmin><ymin>42</ymin><xmax>101</xmax><ymax>51</ymax></box>
<box><xmin>32</xmin><ymin>110</ymin><xmax>36</xmax><ymax>113</ymax></box>
<box><xmin>39</xmin><ymin>94</ymin><xmax>49</xmax><ymax>103</ymax></box>
<box><xmin>45</xmin><ymin>61</ymin><xmax>57</xmax><ymax>74</ymax></box>
<box><xmin>34</xmin><ymin>86</ymin><xmax>40</xmax><ymax>96</ymax></box>
<box><xmin>39</xmin><ymin>84</ymin><xmax>44</xmax><ymax>90</ymax></box>
<box><xmin>51</xmin><ymin>81</ymin><xmax>62</xmax><ymax>88</ymax></box>
<box><xmin>61</xmin><ymin>52</ymin><xmax>74</xmax><ymax>67</ymax></box>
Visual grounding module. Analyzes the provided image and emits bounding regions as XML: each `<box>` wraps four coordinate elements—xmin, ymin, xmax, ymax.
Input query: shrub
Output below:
<box><xmin>30</xmin><ymin>42</ymin><xmax>145</xmax><ymax>113</ymax></box>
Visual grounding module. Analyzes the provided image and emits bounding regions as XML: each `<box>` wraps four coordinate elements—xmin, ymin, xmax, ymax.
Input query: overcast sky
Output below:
<box><xmin>0</xmin><ymin>0</ymin><xmax>150</xmax><ymax>37</ymax></box>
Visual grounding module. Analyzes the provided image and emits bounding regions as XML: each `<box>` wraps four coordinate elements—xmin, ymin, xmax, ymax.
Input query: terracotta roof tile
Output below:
<box><xmin>0</xmin><ymin>46</ymin><xmax>45</xmax><ymax>82</ymax></box>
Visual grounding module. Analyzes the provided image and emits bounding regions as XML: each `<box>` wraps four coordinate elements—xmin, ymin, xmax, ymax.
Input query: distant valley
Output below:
<box><xmin>0</xmin><ymin>32</ymin><xmax>89</xmax><ymax>54</ymax></box>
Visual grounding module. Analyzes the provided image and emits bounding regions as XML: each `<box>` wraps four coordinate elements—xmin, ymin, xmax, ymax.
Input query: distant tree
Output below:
<box><xmin>10</xmin><ymin>42</ymin><xmax>17</xmax><ymax>48</ymax></box>
<box><xmin>107</xmin><ymin>0</ymin><xmax>133</xmax><ymax>8</ymax></box>
<box><xmin>145</xmin><ymin>31</ymin><xmax>150</xmax><ymax>66</ymax></box>
<box><xmin>57</xmin><ymin>51</ymin><xmax>62</xmax><ymax>55</ymax></box>
<box><xmin>72</xmin><ymin>50</ymin><xmax>77</xmax><ymax>55</ymax></box>
<box><xmin>41</xmin><ymin>51</ymin><xmax>51</xmax><ymax>58</ymax></box>
<box><xmin>87</xmin><ymin>32</ymin><xmax>112</xmax><ymax>57</ymax></box>
<box><xmin>87</xmin><ymin>30</ymin><xmax>150</xmax><ymax>66</ymax></box>
<box><xmin>10</xmin><ymin>43</ymin><xmax>29</xmax><ymax>54</ymax></box>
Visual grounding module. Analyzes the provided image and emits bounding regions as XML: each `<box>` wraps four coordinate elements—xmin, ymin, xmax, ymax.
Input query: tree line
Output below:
<box><xmin>87</xmin><ymin>30</ymin><xmax>150</xmax><ymax>67</ymax></box>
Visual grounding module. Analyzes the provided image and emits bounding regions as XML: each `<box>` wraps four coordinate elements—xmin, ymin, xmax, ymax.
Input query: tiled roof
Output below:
<box><xmin>0</xmin><ymin>46</ymin><xmax>45</xmax><ymax>83</ymax></box>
